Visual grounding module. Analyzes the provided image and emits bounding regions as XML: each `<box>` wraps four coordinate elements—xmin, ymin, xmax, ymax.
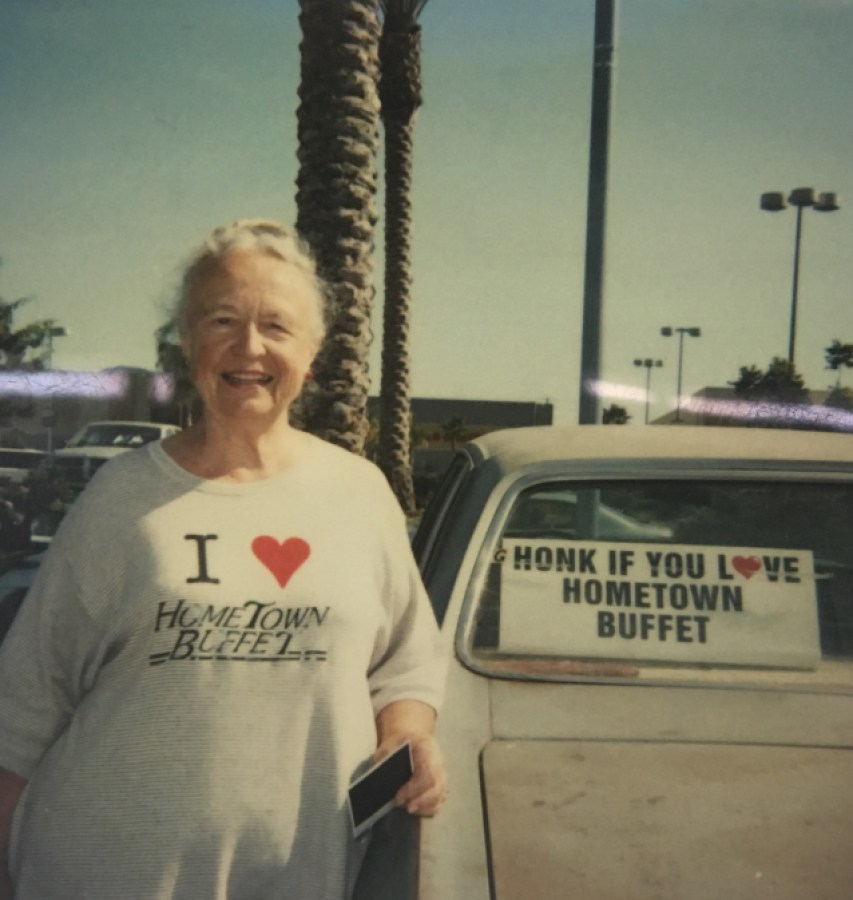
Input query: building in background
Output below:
<box><xmin>0</xmin><ymin>367</ymin><xmax>179</xmax><ymax>450</ymax></box>
<box><xmin>367</xmin><ymin>396</ymin><xmax>554</xmax><ymax>506</ymax></box>
<box><xmin>652</xmin><ymin>387</ymin><xmax>853</xmax><ymax>432</ymax></box>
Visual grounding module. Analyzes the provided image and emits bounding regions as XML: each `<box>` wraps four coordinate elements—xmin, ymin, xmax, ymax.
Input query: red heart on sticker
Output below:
<box><xmin>732</xmin><ymin>555</ymin><xmax>761</xmax><ymax>579</ymax></box>
<box><xmin>252</xmin><ymin>536</ymin><xmax>311</xmax><ymax>588</ymax></box>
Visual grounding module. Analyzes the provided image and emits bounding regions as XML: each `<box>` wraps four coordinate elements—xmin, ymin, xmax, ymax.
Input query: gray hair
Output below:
<box><xmin>176</xmin><ymin>219</ymin><xmax>328</xmax><ymax>347</ymax></box>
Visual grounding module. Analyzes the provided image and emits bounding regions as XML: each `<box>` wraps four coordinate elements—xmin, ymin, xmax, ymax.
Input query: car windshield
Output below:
<box><xmin>466</xmin><ymin>478</ymin><xmax>853</xmax><ymax>689</ymax></box>
<box><xmin>69</xmin><ymin>425</ymin><xmax>160</xmax><ymax>448</ymax></box>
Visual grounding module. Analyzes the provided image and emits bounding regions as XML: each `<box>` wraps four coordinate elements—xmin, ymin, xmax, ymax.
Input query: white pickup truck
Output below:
<box><xmin>357</xmin><ymin>424</ymin><xmax>853</xmax><ymax>900</ymax></box>
<box><xmin>52</xmin><ymin>420</ymin><xmax>180</xmax><ymax>488</ymax></box>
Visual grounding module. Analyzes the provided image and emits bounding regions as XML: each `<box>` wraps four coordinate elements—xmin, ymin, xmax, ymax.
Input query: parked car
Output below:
<box><xmin>0</xmin><ymin>498</ymin><xmax>29</xmax><ymax>558</ymax></box>
<box><xmin>28</xmin><ymin>508</ymin><xmax>65</xmax><ymax>551</ymax></box>
<box><xmin>0</xmin><ymin>448</ymin><xmax>46</xmax><ymax>484</ymax></box>
<box><xmin>402</xmin><ymin>425</ymin><xmax>853</xmax><ymax>900</ymax></box>
<box><xmin>51</xmin><ymin>420</ymin><xmax>180</xmax><ymax>488</ymax></box>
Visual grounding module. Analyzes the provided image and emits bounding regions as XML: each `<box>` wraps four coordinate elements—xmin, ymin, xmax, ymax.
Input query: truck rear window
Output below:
<box><xmin>466</xmin><ymin>479</ymin><xmax>853</xmax><ymax>689</ymax></box>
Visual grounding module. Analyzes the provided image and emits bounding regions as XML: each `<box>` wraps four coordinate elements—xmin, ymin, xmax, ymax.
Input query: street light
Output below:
<box><xmin>760</xmin><ymin>187</ymin><xmax>840</xmax><ymax>365</ymax></box>
<box><xmin>661</xmin><ymin>326</ymin><xmax>701</xmax><ymax>423</ymax></box>
<box><xmin>633</xmin><ymin>358</ymin><xmax>663</xmax><ymax>424</ymax></box>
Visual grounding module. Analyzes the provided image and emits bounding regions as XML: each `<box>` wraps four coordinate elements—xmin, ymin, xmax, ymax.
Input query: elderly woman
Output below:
<box><xmin>0</xmin><ymin>220</ymin><xmax>447</xmax><ymax>900</ymax></box>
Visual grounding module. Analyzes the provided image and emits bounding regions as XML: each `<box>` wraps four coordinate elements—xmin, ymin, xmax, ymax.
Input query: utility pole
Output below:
<box><xmin>578</xmin><ymin>0</ymin><xmax>617</xmax><ymax>424</ymax></box>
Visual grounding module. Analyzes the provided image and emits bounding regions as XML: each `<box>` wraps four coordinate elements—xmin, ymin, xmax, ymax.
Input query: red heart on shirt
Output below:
<box><xmin>732</xmin><ymin>555</ymin><xmax>761</xmax><ymax>579</ymax></box>
<box><xmin>252</xmin><ymin>536</ymin><xmax>311</xmax><ymax>588</ymax></box>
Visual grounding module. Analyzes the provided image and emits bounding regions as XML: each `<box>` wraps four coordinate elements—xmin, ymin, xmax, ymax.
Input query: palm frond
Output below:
<box><xmin>378</xmin><ymin>0</ymin><xmax>430</xmax><ymax>22</ymax></box>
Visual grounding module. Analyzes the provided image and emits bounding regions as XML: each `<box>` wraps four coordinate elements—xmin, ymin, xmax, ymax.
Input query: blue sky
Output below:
<box><xmin>1</xmin><ymin>0</ymin><xmax>851</xmax><ymax>424</ymax></box>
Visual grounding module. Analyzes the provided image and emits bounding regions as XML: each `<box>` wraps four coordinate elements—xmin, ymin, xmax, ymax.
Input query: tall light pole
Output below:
<box><xmin>760</xmin><ymin>187</ymin><xmax>840</xmax><ymax>365</ymax></box>
<box><xmin>633</xmin><ymin>357</ymin><xmax>662</xmax><ymax>424</ymax></box>
<box><xmin>578</xmin><ymin>0</ymin><xmax>618</xmax><ymax>424</ymax></box>
<box><xmin>661</xmin><ymin>326</ymin><xmax>700</xmax><ymax>423</ymax></box>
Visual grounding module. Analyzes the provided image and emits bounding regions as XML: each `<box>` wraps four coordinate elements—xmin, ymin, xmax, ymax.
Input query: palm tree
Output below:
<box><xmin>375</xmin><ymin>0</ymin><xmax>429</xmax><ymax>513</ymax></box>
<box><xmin>0</xmin><ymin>286</ymin><xmax>66</xmax><ymax>444</ymax></box>
<box><xmin>825</xmin><ymin>339</ymin><xmax>853</xmax><ymax>387</ymax></box>
<box><xmin>295</xmin><ymin>0</ymin><xmax>382</xmax><ymax>455</ymax></box>
<box><xmin>0</xmin><ymin>296</ymin><xmax>61</xmax><ymax>371</ymax></box>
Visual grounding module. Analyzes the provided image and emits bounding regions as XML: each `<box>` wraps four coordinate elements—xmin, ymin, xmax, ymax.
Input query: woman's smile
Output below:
<box><xmin>221</xmin><ymin>370</ymin><xmax>274</xmax><ymax>386</ymax></box>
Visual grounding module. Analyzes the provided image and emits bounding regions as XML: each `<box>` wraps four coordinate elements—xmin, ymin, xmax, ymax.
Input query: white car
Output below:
<box><xmin>362</xmin><ymin>424</ymin><xmax>853</xmax><ymax>900</ymax></box>
<box><xmin>0</xmin><ymin>448</ymin><xmax>46</xmax><ymax>484</ymax></box>
<box><xmin>52</xmin><ymin>420</ymin><xmax>180</xmax><ymax>486</ymax></box>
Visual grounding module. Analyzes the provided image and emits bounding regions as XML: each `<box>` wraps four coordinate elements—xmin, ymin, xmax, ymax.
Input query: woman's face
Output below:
<box><xmin>182</xmin><ymin>249</ymin><xmax>321</xmax><ymax>428</ymax></box>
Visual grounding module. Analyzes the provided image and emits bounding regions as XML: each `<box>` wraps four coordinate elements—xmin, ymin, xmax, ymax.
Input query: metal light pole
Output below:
<box><xmin>661</xmin><ymin>327</ymin><xmax>700</xmax><ymax>423</ymax></box>
<box><xmin>633</xmin><ymin>358</ymin><xmax>662</xmax><ymax>424</ymax></box>
<box><xmin>578</xmin><ymin>0</ymin><xmax>618</xmax><ymax>424</ymax></box>
<box><xmin>760</xmin><ymin>188</ymin><xmax>840</xmax><ymax>365</ymax></box>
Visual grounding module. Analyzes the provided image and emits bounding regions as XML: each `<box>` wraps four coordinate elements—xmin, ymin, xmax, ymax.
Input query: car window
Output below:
<box><xmin>70</xmin><ymin>424</ymin><xmax>161</xmax><ymax>448</ymax></box>
<box><xmin>464</xmin><ymin>477</ymin><xmax>853</xmax><ymax>690</ymax></box>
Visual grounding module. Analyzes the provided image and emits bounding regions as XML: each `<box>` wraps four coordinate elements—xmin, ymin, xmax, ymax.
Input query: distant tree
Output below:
<box><xmin>730</xmin><ymin>364</ymin><xmax>763</xmax><ymax>395</ymax></box>
<box><xmin>363</xmin><ymin>409</ymin><xmax>381</xmax><ymax>461</ymax></box>
<box><xmin>727</xmin><ymin>357</ymin><xmax>813</xmax><ymax>430</ymax></box>
<box><xmin>375</xmin><ymin>0</ymin><xmax>430</xmax><ymax>515</ymax></box>
<box><xmin>295</xmin><ymin>0</ymin><xmax>381</xmax><ymax>455</ymax></box>
<box><xmin>825</xmin><ymin>339</ymin><xmax>853</xmax><ymax>387</ymax></box>
<box><xmin>442</xmin><ymin>415</ymin><xmax>467</xmax><ymax>450</ymax></box>
<box><xmin>409</xmin><ymin>415</ymin><xmax>428</xmax><ymax>453</ymax></box>
<box><xmin>602</xmin><ymin>404</ymin><xmax>630</xmax><ymax>424</ymax></box>
<box><xmin>730</xmin><ymin>357</ymin><xmax>810</xmax><ymax>406</ymax></box>
<box><xmin>154</xmin><ymin>320</ymin><xmax>199</xmax><ymax>427</ymax></box>
<box><xmin>824</xmin><ymin>385</ymin><xmax>853</xmax><ymax>412</ymax></box>
<box><xmin>0</xmin><ymin>280</ymin><xmax>66</xmax><ymax>441</ymax></box>
<box><xmin>0</xmin><ymin>296</ymin><xmax>61</xmax><ymax>371</ymax></box>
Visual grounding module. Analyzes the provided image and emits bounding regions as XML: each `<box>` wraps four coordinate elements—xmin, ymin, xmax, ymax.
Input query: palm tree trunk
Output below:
<box><xmin>378</xmin><ymin>85</ymin><xmax>418</xmax><ymax>512</ymax></box>
<box><xmin>295</xmin><ymin>0</ymin><xmax>381</xmax><ymax>455</ymax></box>
<box><xmin>377</xmin><ymin>9</ymin><xmax>424</xmax><ymax>513</ymax></box>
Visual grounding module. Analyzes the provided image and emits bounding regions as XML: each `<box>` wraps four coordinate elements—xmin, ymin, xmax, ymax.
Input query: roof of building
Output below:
<box><xmin>367</xmin><ymin>396</ymin><xmax>553</xmax><ymax>428</ymax></box>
